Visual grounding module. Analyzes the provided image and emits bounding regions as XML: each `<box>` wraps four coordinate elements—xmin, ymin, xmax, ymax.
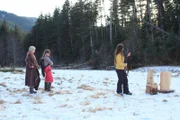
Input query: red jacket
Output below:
<box><xmin>44</xmin><ymin>65</ymin><xmax>53</xmax><ymax>82</ymax></box>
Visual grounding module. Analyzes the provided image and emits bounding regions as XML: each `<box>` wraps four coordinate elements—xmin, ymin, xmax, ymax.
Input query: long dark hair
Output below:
<box><xmin>114</xmin><ymin>44</ymin><xmax>124</xmax><ymax>65</ymax></box>
<box><xmin>41</xmin><ymin>49</ymin><xmax>51</xmax><ymax>59</ymax></box>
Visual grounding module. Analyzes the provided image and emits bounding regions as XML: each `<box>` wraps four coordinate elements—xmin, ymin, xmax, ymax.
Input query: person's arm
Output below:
<box><xmin>30</xmin><ymin>54</ymin><xmax>39</xmax><ymax>68</ymax></box>
<box><xmin>25</xmin><ymin>54</ymin><xmax>35</xmax><ymax>68</ymax></box>
<box><xmin>45</xmin><ymin>57</ymin><xmax>53</xmax><ymax>66</ymax></box>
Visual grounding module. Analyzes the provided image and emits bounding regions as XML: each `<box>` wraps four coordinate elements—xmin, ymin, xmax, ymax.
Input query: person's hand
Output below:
<box><xmin>36</xmin><ymin>65</ymin><xmax>40</xmax><ymax>69</ymax></box>
<box><xmin>125</xmin><ymin>63</ymin><xmax>127</xmax><ymax>67</ymax></box>
<box><xmin>31</xmin><ymin>66</ymin><xmax>34</xmax><ymax>68</ymax></box>
<box><xmin>127</xmin><ymin>52</ymin><xmax>131</xmax><ymax>57</ymax></box>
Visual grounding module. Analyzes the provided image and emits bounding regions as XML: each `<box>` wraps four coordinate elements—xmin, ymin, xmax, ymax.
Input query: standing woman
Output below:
<box><xmin>114</xmin><ymin>44</ymin><xmax>132</xmax><ymax>96</ymax></box>
<box><xmin>41</xmin><ymin>49</ymin><xmax>53</xmax><ymax>91</ymax></box>
<box><xmin>25</xmin><ymin>46</ymin><xmax>40</xmax><ymax>94</ymax></box>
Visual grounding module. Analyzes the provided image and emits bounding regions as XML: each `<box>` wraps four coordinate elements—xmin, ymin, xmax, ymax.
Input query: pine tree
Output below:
<box><xmin>0</xmin><ymin>20</ymin><xmax>9</xmax><ymax>66</ymax></box>
<box><xmin>10</xmin><ymin>24</ymin><xmax>24</xmax><ymax>67</ymax></box>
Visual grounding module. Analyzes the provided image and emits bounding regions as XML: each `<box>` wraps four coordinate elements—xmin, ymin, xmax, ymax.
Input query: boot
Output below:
<box><xmin>125</xmin><ymin>92</ymin><xmax>132</xmax><ymax>95</ymax></box>
<box><xmin>45</xmin><ymin>82</ymin><xmax>48</xmax><ymax>91</ymax></box>
<box><xmin>47</xmin><ymin>82</ymin><xmax>51</xmax><ymax>91</ymax></box>
<box><xmin>29</xmin><ymin>88</ymin><xmax>37</xmax><ymax>94</ymax></box>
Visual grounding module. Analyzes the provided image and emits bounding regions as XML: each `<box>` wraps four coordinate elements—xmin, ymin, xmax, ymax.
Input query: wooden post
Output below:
<box><xmin>146</xmin><ymin>70</ymin><xmax>158</xmax><ymax>94</ymax></box>
<box><xmin>160</xmin><ymin>72</ymin><xmax>171</xmax><ymax>91</ymax></box>
<box><xmin>146</xmin><ymin>70</ymin><xmax>154</xmax><ymax>94</ymax></box>
<box><xmin>146</xmin><ymin>84</ymin><xmax>152</xmax><ymax>93</ymax></box>
<box><xmin>150</xmin><ymin>83</ymin><xmax>158</xmax><ymax>95</ymax></box>
<box><xmin>147</xmin><ymin>70</ymin><xmax>154</xmax><ymax>84</ymax></box>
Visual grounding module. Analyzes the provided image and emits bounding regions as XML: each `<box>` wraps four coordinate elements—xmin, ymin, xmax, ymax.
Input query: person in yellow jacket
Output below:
<box><xmin>114</xmin><ymin>44</ymin><xmax>132</xmax><ymax>96</ymax></box>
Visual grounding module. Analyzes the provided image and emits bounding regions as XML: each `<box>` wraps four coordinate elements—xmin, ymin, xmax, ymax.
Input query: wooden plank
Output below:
<box><xmin>147</xmin><ymin>70</ymin><xmax>154</xmax><ymax>84</ymax></box>
<box><xmin>160</xmin><ymin>72</ymin><xmax>171</xmax><ymax>91</ymax></box>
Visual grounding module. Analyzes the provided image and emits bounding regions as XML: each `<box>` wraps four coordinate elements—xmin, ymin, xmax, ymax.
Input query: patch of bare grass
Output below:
<box><xmin>104</xmin><ymin>96</ymin><xmax>107</xmax><ymax>98</ymax></box>
<box><xmin>48</xmin><ymin>93</ymin><xmax>55</xmax><ymax>97</ymax></box>
<box><xmin>88</xmin><ymin>106</ymin><xmax>112</xmax><ymax>113</ymax></box>
<box><xmin>14</xmin><ymin>99</ymin><xmax>21</xmax><ymax>104</ymax></box>
<box><xmin>12</xmin><ymin>70</ymin><xmax>24</xmax><ymax>74</ymax></box>
<box><xmin>41</xmin><ymin>91</ymin><xmax>46</xmax><ymax>94</ymax></box>
<box><xmin>22</xmin><ymin>93</ymin><xmax>32</xmax><ymax>97</ymax></box>
<box><xmin>55</xmin><ymin>90</ymin><xmax>72</xmax><ymax>95</ymax></box>
<box><xmin>4</xmin><ymin>77</ymin><xmax>11</xmax><ymax>80</ymax></box>
<box><xmin>59</xmin><ymin>104</ymin><xmax>72</xmax><ymax>108</ymax></box>
<box><xmin>82</xmin><ymin>109</ymin><xmax>86</xmax><ymax>112</ymax></box>
<box><xmin>13</xmin><ymin>88</ymin><xmax>27</xmax><ymax>93</ymax></box>
<box><xmin>33</xmin><ymin>100</ymin><xmax>43</xmax><ymax>104</ymax></box>
<box><xmin>78</xmin><ymin>84</ymin><xmax>95</xmax><ymax>91</ymax></box>
<box><xmin>0</xmin><ymin>83</ymin><xmax>7</xmax><ymax>87</ymax></box>
<box><xmin>0</xmin><ymin>68</ymin><xmax>24</xmax><ymax>73</ymax></box>
<box><xmin>60</xmin><ymin>104</ymin><xmax>68</xmax><ymax>108</ymax></box>
<box><xmin>162</xmin><ymin>99</ymin><xmax>168</xmax><ymax>102</ymax></box>
<box><xmin>0</xmin><ymin>100</ymin><xmax>6</xmax><ymax>104</ymax></box>
<box><xmin>91</xmin><ymin>94</ymin><xmax>99</xmax><ymax>99</ymax></box>
<box><xmin>103</xmin><ymin>81</ymin><xmax>110</xmax><ymax>85</ymax></box>
<box><xmin>55</xmin><ymin>77</ymin><xmax>61</xmax><ymax>80</ymax></box>
<box><xmin>90</xmin><ymin>92</ymin><xmax>106</xmax><ymax>99</ymax></box>
<box><xmin>6</xmin><ymin>88</ymin><xmax>11</xmax><ymax>92</ymax></box>
<box><xmin>33</xmin><ymin>108</ymin><xmax>40</xmax><ymax>111</ymax></box>
<box><xmin>38</xmin><ymin>88</ymin><xmax>44</xmax><ymax>91</ymax></box>
<box><xmin>80</xmin><ymin>101</ymin><xmax>91</xmax><ymax>106</ymax></box>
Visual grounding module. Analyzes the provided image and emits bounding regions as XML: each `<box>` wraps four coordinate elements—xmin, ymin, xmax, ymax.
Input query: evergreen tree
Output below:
<box><xmin>0</xmin><ymin>20</ymin><xmax>9</xmax><ymax>66</ymax></box>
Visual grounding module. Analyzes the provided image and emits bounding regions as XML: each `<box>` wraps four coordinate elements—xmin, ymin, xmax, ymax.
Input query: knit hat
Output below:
<box><xmin>29</xmin><ymin>46</ymin><xmax>36</xmax><ymax>51</ymax></box>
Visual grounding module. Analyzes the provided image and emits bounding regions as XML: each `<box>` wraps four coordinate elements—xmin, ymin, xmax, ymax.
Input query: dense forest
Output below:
<box><xmin>0</xmin><ymin>0</ymin><xmax>180</xmax><ymax>69</ymax></box>
<box><xmin>0</xmin><ymin>20</ymin><xmax>24</xmax><ymax>67</ymax></box>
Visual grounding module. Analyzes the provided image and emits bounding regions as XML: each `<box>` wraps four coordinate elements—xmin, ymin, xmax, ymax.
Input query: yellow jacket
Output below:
<box><xmin>115</xmin><ymin>53</ymin><xmax>127</xmax><ymax>70</ymax></box>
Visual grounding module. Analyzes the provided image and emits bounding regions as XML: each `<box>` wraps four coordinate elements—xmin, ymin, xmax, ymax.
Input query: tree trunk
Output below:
<box><xmin>110</xmin><ymin>10</ymin><xmax>113</xmax><ymax>45</ymax></box>
<box><xmin>89</xmin><ymin>19</ymin><xmax>94</xmax><ymax>54</ymax></box>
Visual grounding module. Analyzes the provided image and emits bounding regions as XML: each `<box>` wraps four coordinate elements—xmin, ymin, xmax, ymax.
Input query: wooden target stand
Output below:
<box><xmin>146</xmin><ymin>70</ymin><xmax>174</xmax><ymax>95</ymax></box>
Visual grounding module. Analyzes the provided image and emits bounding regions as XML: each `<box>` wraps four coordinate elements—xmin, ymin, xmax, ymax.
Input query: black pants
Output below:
<box><xmin>116</xmin><ymin>69</ymin><xmax>129</xmax><ymax>94</ymax></box>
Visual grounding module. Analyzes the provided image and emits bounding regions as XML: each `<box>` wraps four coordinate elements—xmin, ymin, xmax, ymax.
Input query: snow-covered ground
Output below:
<box><xmin>0</xmin><ymin>66</ymin><xmax>180</xmax><ymax>120</ymax></box>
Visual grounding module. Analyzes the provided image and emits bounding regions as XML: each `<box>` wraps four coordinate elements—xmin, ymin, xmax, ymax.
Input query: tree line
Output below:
<box><xmin>0</xmin><ymin>20</ymin><xmax>24</xmax><ymax>67</ymax></box>
<box><xmin>1</xmin><ymin>0</ymin><xmax>180</xmax><ymax>68</ymax></box>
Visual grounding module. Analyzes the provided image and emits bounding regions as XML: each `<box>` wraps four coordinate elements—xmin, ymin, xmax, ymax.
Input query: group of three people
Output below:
<box><xmin>25</xmin><ymin>44</ymin><xmax>132</xmax><ymax>95</ymax></box>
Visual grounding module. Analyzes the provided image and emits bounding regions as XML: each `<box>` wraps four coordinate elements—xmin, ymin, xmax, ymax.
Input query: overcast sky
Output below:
<box><xmin>0</xmin><ymin>0</ymin><xmax>110</xmax><ymax>18</ymax></box>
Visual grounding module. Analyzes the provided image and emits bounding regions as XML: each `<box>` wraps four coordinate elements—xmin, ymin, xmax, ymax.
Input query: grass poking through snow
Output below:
<box><xmin>87</xmin><ymin>106</ymin><xmax>113</xmax><ymax>113</ymax></box>
<box><xmin>14</xmin><ymin>99</ymin><xmax>21</xmax><ymax>104</ymax></box>
<box><xmin>0</xmin><ymin>100</ymin><xmax>6</xmax><ymax>104</ymax></box>
<box><xmin>78</xmin><ymin>84</ymin><xmax>95</xmax><ymax>91</ymax></box>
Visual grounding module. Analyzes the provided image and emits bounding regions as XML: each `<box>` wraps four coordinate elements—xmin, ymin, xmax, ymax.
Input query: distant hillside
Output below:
<box><xmin>0</xmin><ymin>10</ymin><xmax>37</xmax><ymax>31</ymax></box>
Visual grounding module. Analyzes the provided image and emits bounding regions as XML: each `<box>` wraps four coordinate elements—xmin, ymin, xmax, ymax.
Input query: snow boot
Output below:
<box><xmin>47</xmin><ymin>82</ymin><xmax>51</xmax><ymax>91</ymax></box>
<box><xmin>44</xmin><ymin>82</ymin><xmax>48</xmax><ymax>91</ymax></box>
<box><xmin>125</xmin><ymin>92</ymin><xmax>132</xmax><ymax>95</ymax></box>
<box><xmin>29</xmin><ymin>88</ymin><xmax>37</xmax><ymax>94</ymax></box>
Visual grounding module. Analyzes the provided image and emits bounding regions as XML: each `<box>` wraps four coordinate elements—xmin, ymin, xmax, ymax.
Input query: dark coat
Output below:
<box><xmin>25</xmin><ymin>51</ymin><xmax>40</xmax><ymax>89</ymax></box>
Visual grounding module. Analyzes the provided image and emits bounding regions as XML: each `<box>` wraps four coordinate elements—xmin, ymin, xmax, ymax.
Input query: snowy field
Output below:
<box><xmin>0</xmin><ymin>66</ymin><xmax>180</xmax><ymax>120</ymax></box>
